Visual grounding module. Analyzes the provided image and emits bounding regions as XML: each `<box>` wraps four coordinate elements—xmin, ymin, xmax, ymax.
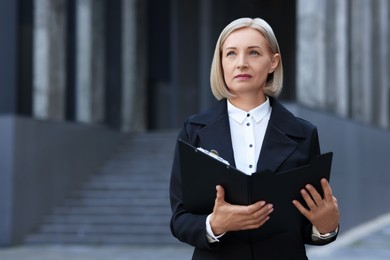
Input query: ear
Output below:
<box><xmin>268</xmin><ymin>53</ymin><xmax>280</xmax><ymax>73</ymax></box>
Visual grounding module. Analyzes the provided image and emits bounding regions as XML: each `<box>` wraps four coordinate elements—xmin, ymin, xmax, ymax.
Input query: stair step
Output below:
<box><xmin>82</xmin><ymin>182</ymin><xmax>168</xmax><ymax>191</ymax></box>
<box><xmin>25</xmin><ymin>233</ymin><xmax>178</xmax><ymax>245</ymax></box>
<box><xmin>43</xmin><ymin>215</ymin><xmax>170</xmax><ymax>224</ymax></box>
<box><xmin>52</xmin><ymin>206</ymin><xmax>171</xmax><ymax>215</ymax></box>
<box><xmin>24</xmin><ymin>131</ymin><xmax>178</xmax><ymax>245</ymax></box>
<box><xmin>70</xmin><ymin>190</ymin><xmax>168</xmax><ymax>198</ymax></box>
<box><xmin>62</xmin><ymin>198</ymin><xmax>169</xmax><ymax>207</ymax></box>
<box><xmin>38</xmin><ymin>223</ymin><xmax>171</xmax><ymax>234</ymax></box>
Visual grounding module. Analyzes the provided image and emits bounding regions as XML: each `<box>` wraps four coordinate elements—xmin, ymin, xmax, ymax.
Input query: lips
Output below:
<box><xmin>234</xmin><ymin>74</ymin><xmax>252</xmax><ymax>80</ymax></box>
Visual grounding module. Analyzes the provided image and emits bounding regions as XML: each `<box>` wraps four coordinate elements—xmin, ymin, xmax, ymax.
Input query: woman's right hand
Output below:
<box><xmin>209</xmin><ymin>185</ymin><xmax>274</xmax><ymax>235</ymax></box>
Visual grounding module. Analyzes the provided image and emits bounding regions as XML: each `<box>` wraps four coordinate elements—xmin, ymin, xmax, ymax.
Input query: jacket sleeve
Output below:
<box><xmin>169</xmin><ymin>122</ymin><xmax>217</xmax><ymax>250</ymax></box>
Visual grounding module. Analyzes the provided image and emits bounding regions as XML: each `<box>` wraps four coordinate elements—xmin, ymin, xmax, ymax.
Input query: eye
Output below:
<box><xmin>226</xmin><ymin>51</ymin><xmax>236</xmax><ymax>57</ymax></box>
<box><xmin>249</xmin><ymin>50</ymin><xmax>260</xmax><ymax>56</ymax></box>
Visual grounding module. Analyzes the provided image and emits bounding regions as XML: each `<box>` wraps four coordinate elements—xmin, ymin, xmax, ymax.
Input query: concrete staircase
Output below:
<box><xmin>24</xmin><ymin>130</ymin><xmax>180</xmax><ymax>245</ymax></box>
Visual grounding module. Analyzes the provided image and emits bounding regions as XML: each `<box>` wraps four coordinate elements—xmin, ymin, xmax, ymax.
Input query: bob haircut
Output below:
<box><xmin>210</xmin><ymin>17</ymin><xmax>283</xmax><ymax>100</ymax></box>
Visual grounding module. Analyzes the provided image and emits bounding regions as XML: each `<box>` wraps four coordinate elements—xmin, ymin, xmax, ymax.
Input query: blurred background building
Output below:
<box><xmin>1</xmin><ymin>0</ymin><xmax>389</xmax><ymax>248</ymax></box>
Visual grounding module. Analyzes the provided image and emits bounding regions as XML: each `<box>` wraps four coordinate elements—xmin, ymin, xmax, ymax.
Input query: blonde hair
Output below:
<box><xmin>210</xmin><ymin>17</ymin><xmax>283</xmax><ymax>100</ymax></box>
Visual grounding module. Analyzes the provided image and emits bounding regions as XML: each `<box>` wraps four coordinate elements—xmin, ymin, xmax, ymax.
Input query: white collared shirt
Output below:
<box><xmin>206</xmin><ymin>97</ymin><xmax>271</xmax><ymax>242</ymax></box>
<box><xmin>227</xmin><ymin>97</ymin><xmax>271</xmax><ymax>175</ymax></box>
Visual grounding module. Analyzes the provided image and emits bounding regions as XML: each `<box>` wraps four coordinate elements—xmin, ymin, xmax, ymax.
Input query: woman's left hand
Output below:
<box><xmin>292</xmin><ymin>178</ymin><xmax>339</xmax><ymax>234</ymax></box>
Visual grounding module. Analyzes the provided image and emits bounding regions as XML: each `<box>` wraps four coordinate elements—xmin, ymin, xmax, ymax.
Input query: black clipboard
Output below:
<box><xmin>178</xmin><ymin>139</ymin><xmax>333</xmax><ymax>236</ymax></box>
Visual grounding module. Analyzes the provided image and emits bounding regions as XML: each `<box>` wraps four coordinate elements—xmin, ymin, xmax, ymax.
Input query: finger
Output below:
<box><xmin>292</xmin><ymin>200</ymin><xmax>310</xmax><ymax>218</ymax></box>
<box><xmin>252</xmin><ymin>203</ymin><xmax>273</xmax><ymax>218</ymax></box>
<box><xmin>242</xmin><ymin>215</ymin><xmax>271</xmax><ymax>230</ymax></box>
<box><xmin>300</xmin><ymin>189</ymin><xmax>317</xmax><ymax>209</ymax></box>
<box><xmin>215</xmin><ymin>185</ymin><xmax>226</xmax><ymax>205</ymax></box>
<box><xmin>248</xmin><ymin>200</ymin><xmax>267</xmax><ymax>212</ymax></box>
<box><xmin>305</xmin><ymin>184</ymin><xmax>324</xmax><ymax>205</ymax></box>
<box><xmin>242</xmin><ymin>206</ymin><xmax>273</xmax><ymax>225</ymax></box>
<box><xmin>321</xmin><ymin>178</ymin><xmax>334</xmax><ymax>201</ymax></box>
<box><xmin>233</xmin><ymin>202</ymin><xmax>267</xmax><ymax>218</ymax></box>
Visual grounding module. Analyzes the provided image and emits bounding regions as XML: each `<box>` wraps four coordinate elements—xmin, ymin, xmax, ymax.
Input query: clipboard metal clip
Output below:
<box><xmin>196</xmin><ymin>147</ymin><xmax>230</xmax><ymax>166</ymax></box>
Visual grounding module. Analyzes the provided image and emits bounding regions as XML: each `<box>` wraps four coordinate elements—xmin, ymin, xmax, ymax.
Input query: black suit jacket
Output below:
<box><xmin>170</xmin><ymin>97</ymin><xmax>336</xmax><ymax>260</ymax></box>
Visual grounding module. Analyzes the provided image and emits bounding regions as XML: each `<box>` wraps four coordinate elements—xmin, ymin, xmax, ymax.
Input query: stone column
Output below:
<box><xmin>327</xmin><ymin>0</ymin><xmax>349</xmax><ymax>117</ymax></box>
<box><xmin>169</xmin><ymin>0</ymin><xmax>179</xmax><ymax>127</ymax></box>
<box><xmin>75</xmin><ymin>0</ymin><xmax>92</xmax><ymax>123</ymax></box>
<box><xmin>296</xmin><ymin>0</ymin><xmax>327</xmax><ymax>108</ymax></box>
<box><xmin>198</xmin><ymin>0</ymin><xmax>214</xmax><ymax>108</ymax></box>
<box><xmin>376</xmin><ymin>0</ymin><xmax>389</xmax><ymax>128</ymax></box>
<box><xmin>297</xmin><ymin>0</ymin><xmax>389</xmax><ymax>129</ymax></box>
<box><xmin>121</xmin><ymin>0</ymin><xmax>147</xmax><ymax>132</ymax></box>
<box><xmin>91</xmin><ymin>0</ymin><xmax>106</xmax><ymax>124</ymax></box>
<box><xmin>75</xmin><ymin>0</ymin><xmax>105</xmax><ymax>124</ymax></box>
<box><xmin>170</xmin><ymin>0</ymin><xmax>200</xmax><ymax>126</ymax></box>
<box><xmin>297</xmin><ymin>0</ymin><xmax>350</xmax><ymax>113</ymax></box>
<box><xmin>33</xmin><ymin>0</ymin><xmax>67</xmax><ymax>120</ymax></box>
<box><xmin>350</xmin><ymin>0</ymin><xmax>373</xmax><ymax>124</ymax></box>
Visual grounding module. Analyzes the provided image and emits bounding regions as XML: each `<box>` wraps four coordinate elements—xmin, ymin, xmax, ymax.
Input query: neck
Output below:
<box><xmin>228</xmin><ymin>93</ymin><xmax>267</xmax><ymax>112</ymax></box>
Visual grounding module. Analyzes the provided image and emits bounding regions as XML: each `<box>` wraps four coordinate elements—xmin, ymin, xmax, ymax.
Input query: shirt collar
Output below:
<box><xmin>227</xmin><ymin>97</ymin><xmax>271</xmax><ymax>124</ymax></box>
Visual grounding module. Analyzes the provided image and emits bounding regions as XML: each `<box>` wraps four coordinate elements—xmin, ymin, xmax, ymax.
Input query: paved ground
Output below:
<box><xmin>306</xmin><ymin>212</ymin><xmax>390</xmax><ymax>260</ymax></box>
<box><xmin>1</xmin><ymin>213</ymin><xmax>390</xmax><ymax>260</ymax></box>
<box><xmin>0</xmin><ymin>244</ymin><xmax>193</xmax><ymax>260</ymax></box>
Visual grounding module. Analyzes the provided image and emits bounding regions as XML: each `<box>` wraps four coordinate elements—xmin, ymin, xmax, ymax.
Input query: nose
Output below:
<box><xmin>237</xmin><ymin>55</ymin><xmax>248</xmax><ymax>69</ymax></box>
<box><xmin>237</xmin><ymin>63</ymin><xmax>248</xmax><ymax>69</ymax></box>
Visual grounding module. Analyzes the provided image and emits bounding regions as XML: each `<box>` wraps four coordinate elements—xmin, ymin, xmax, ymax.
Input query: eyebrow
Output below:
<box><xmin>224</xmin><ymin>45</ymin><xmax>263</xmax><ymax>50</ymax></box>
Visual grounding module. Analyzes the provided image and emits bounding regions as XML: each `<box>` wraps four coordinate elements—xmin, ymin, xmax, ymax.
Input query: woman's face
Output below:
<box><xmin>221</xmin><ymin>27</ymin><xmax>279</xmax><ymax>98</ymax></box>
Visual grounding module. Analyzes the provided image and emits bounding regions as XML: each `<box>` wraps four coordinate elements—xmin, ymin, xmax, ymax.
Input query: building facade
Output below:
<box><xmin>297</xmin><ymin>0</ymin><xmax>390</xmax><ymax>129</ymax></box>
<box><xmin>1</xmin><ymin>0</ymin><xmax>389</xmax><ymax>131</ymax></box>
<box><xmin>1</xmin><ymin>0</ymin><xmax>298</xmax><ymax>132</ymax></box>
<box><xmin>1</xmin><ymin>0</ymin><xmax>389</xmax><ymax>246</ymax></box>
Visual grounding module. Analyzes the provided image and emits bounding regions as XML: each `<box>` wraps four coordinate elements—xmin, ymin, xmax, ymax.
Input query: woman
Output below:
<box><xmin>170</xmin><ymin>17</ymin><xmax>339</xmax><ymax>259</ymax></box>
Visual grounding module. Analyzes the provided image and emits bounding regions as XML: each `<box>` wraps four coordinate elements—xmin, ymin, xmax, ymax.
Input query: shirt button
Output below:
<box><xmin>249</xmin><ymin>165</ymin><xmax>253</xmax><ymax>169</ymax></box>
<box><xmin>246</xmin><ymin>122</ymin><xmax>250</xmax><ymax>126</ymax></box>
<box><xmin>249</xmin><ymin>144</ymin><xmax>253</xmax><ymax>148</ymax></box>
<box><xmin>247</xmin><ymin>113</ymin><xmax>250</xmax><ymax>117</ymax></box>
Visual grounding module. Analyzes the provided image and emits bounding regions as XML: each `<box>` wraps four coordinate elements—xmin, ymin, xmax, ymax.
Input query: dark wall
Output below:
<box><xmin>146</xmin><ymin>0</ymin><xmax>296</xmax><ymax>130</ymax></box>
<box><xmin>0</xmin><ymin>0</ymin><xmax>18</xmax><ymax>115</ymax></box>
<box><xmin>147</xmin><ymin>0</ymin><xmax>201</xmax><ymax>129</ymax></box>
<box><xmin>216</xmin><ymin>0</ymin><xmax>296</xmax><ymax>100</ymax></box>
<box><xmin>105</xmin><ymin>0</ymin><xmax>123</xmax><ymax>129</ymax></box>
<box><xmin>0</xmin><ymin>116</ymin><xmax>124</xmax><ymax>245</ymax></box>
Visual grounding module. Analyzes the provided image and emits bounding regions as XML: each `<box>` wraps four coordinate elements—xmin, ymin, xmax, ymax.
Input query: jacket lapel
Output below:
<box><xmin>191</xmin><ymin>100</ymin><xmax>236</xmax><ymax>167</ymax></box>
<box><xmin>256</xmin><ymin>97</ymin><xmax>305</xmax><ymax>173</ymax></box>
<box><xmin>256</xmin><ymin>121</ymin><xmax>297</xmax><ymax>172</ymax></box>
<box><xmin>190</xmin><ymin>98</ymin><xmax>305</xmax><ymax>172</ymax></box>
<box><xmin>198</xmin><ymin>117</ymin><xmax>236</xmax><ymax>167</ymax></box>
